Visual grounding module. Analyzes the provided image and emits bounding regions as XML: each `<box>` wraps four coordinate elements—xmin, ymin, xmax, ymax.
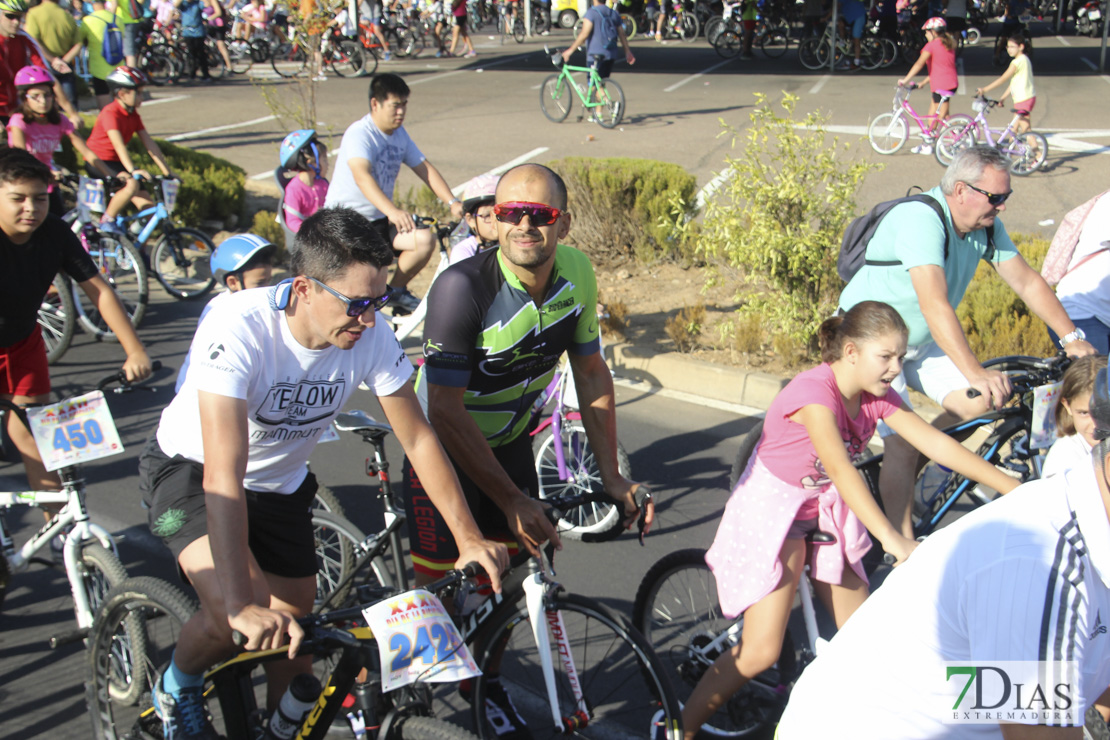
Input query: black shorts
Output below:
<box><xmin>368</xmin><ymin>216</ymin><xmax>399</xmax><ymax>252</ymax></box>
<box><xmin>588</xmin><ymin>55</ymin><xmax>614</xmax><ymax>79</ymax></box>
<box><xmin>932</xmin><ymin>91</ymin><xmax>952</xmax><ymax>104</ymax></box>
<box><xmin>92</xmin><ymin>77</ymin><xmax>109</xmax><ymax>96</ymax></box>
<box><xmin>402</xmin><ymin>433</ymin><xmax>535</xmax><ymax>577</ymax></box>
<box><xmin>138</xmin><ymin>433</ymin><xmax>319</xmax><ymax>578</ymax></box>
<box><xmin>453</xmin><ymin>14</ymin><xmax>467</xmax><ymax>29</ymax></box>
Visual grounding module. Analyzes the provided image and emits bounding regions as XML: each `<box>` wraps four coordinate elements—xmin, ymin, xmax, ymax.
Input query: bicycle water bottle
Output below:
<box><xmin>264</xmin><ymin>673</ymin><xmax>322</xmax><ymax>739</ymax></box>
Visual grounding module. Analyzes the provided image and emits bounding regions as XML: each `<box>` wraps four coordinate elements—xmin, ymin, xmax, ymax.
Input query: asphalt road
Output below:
<box><xmin>2</xmin><ymin>19</ymin><xmax>1108</xmax><ymax>737</ymax></box>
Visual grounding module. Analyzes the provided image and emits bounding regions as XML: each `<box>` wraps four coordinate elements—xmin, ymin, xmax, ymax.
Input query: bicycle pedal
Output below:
<box><xmin>49</xmin><ymin>626</ymin><xmax>89</xmax><ymax>649</ymax></box>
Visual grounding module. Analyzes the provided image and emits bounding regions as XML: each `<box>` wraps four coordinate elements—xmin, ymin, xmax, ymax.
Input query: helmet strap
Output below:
<box><xmin>308</xmin><ymin>141</ymin><xmax>321</xmax><ymax>177</ymax></box>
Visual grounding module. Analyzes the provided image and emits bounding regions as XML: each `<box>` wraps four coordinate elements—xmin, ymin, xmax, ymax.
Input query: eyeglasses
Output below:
<box><xmin>25</xmin><ymin>91</ymin><xmax>54</xmax><ymax>102</ymax></box>
<box><xmin>471</xmin><ymin>211</ymin><xmax>495</xmax><ymax>222</ymax></box>
<box><xmin>492</xmin><ymin>201</ymin><xmax>563</xmax><ymax>226</ymax></box>
<box><xmin>963</xmin><ymin>182</ymin><xmax>1013</xmax><ymax>207</ymax></box>
<box><xmin>3</xmin><ymin>12</ymin><xmax>23</xmax><ymax>20</ymax></box>
<box><xmin>308</xmin><ymin>277</ymin><xmax>393</xmax><ymax>317</ymax></box>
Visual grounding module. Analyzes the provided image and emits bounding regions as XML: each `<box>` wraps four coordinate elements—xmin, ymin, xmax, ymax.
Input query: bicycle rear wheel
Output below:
<box><xmin>759</xmin><ymin>26</ymin><xmax>790</xmax><ymax>57</ymax></box>
<box><xmin>226</xmin><ymin>38</ymin><xmax>254</xmax><ymax>74</ymax></box>
<box><xmin>1005</xmin><ymin>131</ymin><xmax>1048</xmax><ymax>175</ymax></box>
<box><xmin>592</xmin><ymin>78</ymin><xmax>624</xmax><ymax>128</ymax></box>
<box><xmin>867</xmin><ymin>112</ymin><xmax>909</xmax><ymax>154</ymax></box>
<box><xmin>539</xmin><ymin>74</ymin><xmax>572</xmax><ymax>123</ymax></box>
<box><xmin>76</xmin><ymin>234</ymin><xmax>148</xmax><ymax>340</ymax></box>
<box><xmin>797</xmin><ymin>37</ymin><xmax>827</xmax><ymax>70</ymax></box>
<box><xmin>620</xmin><ymin>13</ymin><xmax>637</xmax><ymax>39</ymax></box>
<box><xmin>271</xmin><ymin>41</ymin><xmax>308</xmax><ymax>77</ymax></box>
<box><xmin>632</xmin><ymin>548</ymin><xmax>795</xmax><ymax>737</ymax></box>
<box><xmin>151</xmin><ymin>227</ymin><xmax>216</xmax><ymax>300</ymax></box>
<box><xmin>513</xmin><ymin>18</ymin><xmax>526</xmax><ymax>43</ymax></box>
<box><xmin>470</xmin><ymin>593</ymin><xmax>683</xmax><ymax>740</ymax></box>
<box><xmin>40</xmin><ymin>274</ymin><xmax>77</xmax><ymax>364</ymax></box>
<box><xmin>933</xmin><ymin>117</ymin><xmax>978</xmax><ymax>166</ymax></box>
<box><xmin>329</xmin><ymin>37</ymin><xmax>367</xmax><ymax>77</ymax></box>
<box><xmin>715</xmin><ymin>29</ymin><xmax>743</xmax><ymax>58</ymax></box>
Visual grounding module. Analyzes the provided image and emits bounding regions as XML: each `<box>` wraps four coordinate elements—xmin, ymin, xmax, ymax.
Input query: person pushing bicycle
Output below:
<box><xmin>561</xmin><ymin>0</ymin><xmax>634</xmax><ymax>87</ymax></box>
<box><xmin>138</xmin><ymin>207</ymin><xmax>508</xmax><ymax>740</ymax></box>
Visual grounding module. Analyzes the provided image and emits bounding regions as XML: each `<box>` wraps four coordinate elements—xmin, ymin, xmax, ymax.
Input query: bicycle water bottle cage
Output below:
<box><xmin>269</xmin><ymin>278</ymin><xmax>295</xmax><ymax>310</ymax></box>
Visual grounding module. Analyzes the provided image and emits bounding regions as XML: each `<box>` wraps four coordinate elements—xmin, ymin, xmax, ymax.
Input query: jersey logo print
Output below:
<box><xmin>255</xmin><ymin>379</ymin><xmax>347</xmax><ymax>426</ymax></box>
<box><xmin>1091</xmin><ymin>610</ymin><xmax>1107</xmax><ymax>640</ymax></box>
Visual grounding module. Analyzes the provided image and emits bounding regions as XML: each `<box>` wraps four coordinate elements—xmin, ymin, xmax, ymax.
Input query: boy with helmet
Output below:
<box><xmin>778</xmin><ymin>366</ymin><xmax>1110</xmax><ymax>738</ymax></box>
<box><xmin>0</xmin><ymin>0</ymin><xmax>78</xmax><ymax>125</ymax></box>
<box><xmin>175</xmin><ymin>233</ymin><xmax>276</xmax><ymax>392</ymax></box>
<box><xmin>85</xmin><ymin>65</ymin><xmax>177</xmax><ymax>235</ymax></box>
<box><xmin>448</xmin><ymin>173</ymin><xmax>499</xmax><ymax>266</ymax></box>
<box><xmin>278</xmin><ymin>129</ymin><xmax>329</xmax><ymax>235</ymax></box>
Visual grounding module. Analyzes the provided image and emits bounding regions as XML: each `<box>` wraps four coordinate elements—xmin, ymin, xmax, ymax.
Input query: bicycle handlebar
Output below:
<box><xmin>965</xmin><ymin>353</ymin><xmax>1071</xmax><ymax>399</ymax></box>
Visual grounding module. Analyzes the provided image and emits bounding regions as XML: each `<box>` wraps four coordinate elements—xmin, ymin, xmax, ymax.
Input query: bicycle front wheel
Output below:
<box><xmin>632</xmin><ymin>548</ymin><xmax>794</xmax><ymax>737</ymax></box>
<box><xmin>593</xmin><ymin>78</ymin><xmax>624</xmax><ymax>128</ymax></box>
<box><xmin>534</xmin><ymin>422</ymin><xmax>631</xmax><ymax>541</ymax></box>
<box><xmin>151</xmin><ymin>227</ymin><xmax>216</xmax><ymax>300</ymax></box>
<box><xmin>329</xmin><ymin>38</ymin><xmax>367</xmax><ymax>77</ymax></box>
<box><xmin>715</xmin><ymin>29</ymin><xmax>742</xmax><ymax>58</ymax></box>
<box><xmin>392</xmin><ymin>715</ymin><xmax>482</xmax><ymax>739</ymax></box>
<box><xmin>312</xmin><ymin>511</ymin><xmax>394</xmax><ymax>611</ymax></box>
<box><xmin>40</xmin><ymin>274</ymin><xmax>77</xmax><ymax>364</ymax></box>
<box><xmin>270</xmin><ymin>41</ymin><xmax>308</xmax><ymax>77</ymax></box>
<box><xmin>226</xmin><ymin>38</ymin><xmax>254</xmax><ymax>74</ymax></box>
<box><xmin>540</xmin><ymin>74</ymin><xmax>572</xmax><ymax>122</ymax></box>
<box><xmin>80</xmin><ymin>543</ymin><xmax>137</xmax><ymax>703</ymax></box>
<box><xmin>86</xmin><ymin>577</ymin><xmax>198</xmax><ymax>740</ymax></box>
<box><xmin>1006</xmin><ymin>131</ymin><xmax>1048</xmax><ymax>176</ymax></box>
<box><xmin>867</xmin><ymin>112</ymin><xmax>909</xmax><ymax>155</ymax></box>
<box><xmin>933</xmin><ymin>117</ymin><xmax>978</xmax><ymax>166</ymax></box>
<box><xmin>620</xmin><ymin>13</ymin><xmax>637</xmax><ymax>39</ymax></box>
<box><xmin>471</xmin><ymin>593</ymin><xmax>683</xmax><ymax>740</ymax></box>
<box><xmin>797</xmin><ymin>37</ymin><xmax>826</xmax><ymax>70</ymax></box>
<box><xmin>759</xmin><ymin>26</ymin><xmax>790</xmax><ymax>57</ymax></box>
<box><xmin>77</xmin><ymin>234</ymin><xmax>148</xmax><ymax>340</ymax></box>
<box><xmin>679</xmin><ymin>14</ymin><xmax>699</xmax><ymax>41</ymax></box>
<box><xmin>513</xmin><ymin>18</ymin><xmax>526</xmax><ymax>43</ymax></box>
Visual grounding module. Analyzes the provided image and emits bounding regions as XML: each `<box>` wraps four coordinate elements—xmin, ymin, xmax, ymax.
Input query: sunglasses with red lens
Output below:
<box><xmin>492</xmin><ymin>201</ymin><xmax>563</xmax><ymax>226</ymax></box>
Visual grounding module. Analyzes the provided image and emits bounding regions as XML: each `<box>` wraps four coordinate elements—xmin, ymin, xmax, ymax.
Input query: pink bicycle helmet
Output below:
<box><xmin>14</xmin><ymin>65</ymin><xmax>52</xmax><ymax>90</ymax></box>
<box><xmin>922</xmin><ymin>16</ymin><xmax>947</xmax><ymax>30</ymax></box>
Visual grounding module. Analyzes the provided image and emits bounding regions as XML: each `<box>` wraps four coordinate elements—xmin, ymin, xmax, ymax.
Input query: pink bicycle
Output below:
<box><xmin>868</xmin><ymin>83</ymin><xmax>972</xmax><ymax>155</ymax></box>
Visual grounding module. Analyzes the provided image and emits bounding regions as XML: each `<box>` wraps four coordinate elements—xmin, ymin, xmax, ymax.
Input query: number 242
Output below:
<box><xmin>389</xmin><ymin>624</ymin><xmax>460</xmax><ymax>672</ymax></box>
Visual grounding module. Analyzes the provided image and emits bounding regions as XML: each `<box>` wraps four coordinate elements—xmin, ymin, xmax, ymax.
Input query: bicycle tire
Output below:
<box><xmin>593</xmin><ymin>78</ymin><xmax>624</xmax><ymax>128</ymax></box>
<box><xmin>86</xmin><ymin>577</ymin><xmax>198</xmax><ymax>740</ymax></box>
<box><xmin>728</xmin><ymin>419</ymin><xmax>764</xmax><ymax>491</ymax></box>
<box><xmin>1005</xmin><ymin>131</ymin><xmax>1048</xmax><ymax>176</ymax></box>
<box><xmin>393</xmin><ymin>27</ymin><xmax>420</xmax><ymax>58</ymax></box>
<box><xmin>226</xmin><ymin>38</ymin><xmax>253</xmax><ymax>74</ymax></box>
<box><xmin>620</xmin><ymin>13</ymin><xmax>636</xmax><ymax>39</ymax></box>
<box><xmin>512</xmin><ymin>18</ymin><xmax>526</xmax><ymax>43</ymax></box>
<box><xmin>797</xmin><ymin>37</ymin><xmax>826</xmax><ymax>70</ymax></box>
<box><xmin>715</xmin><ymin>29</ymin><xmax>743</xmax><ymax>58</ymax></box>
<box><xmin>249</xmin><ymin>37</ymin><xmax>271</xmax><ymax>62</ymax></box>
<box><xmin>679</xmin><ymin>14</ymin><xmax>699</xmax><ymax>42</ymax></box>
<box><xmin>534</xmin><ymin>422</ymin><xmax>631</xmax><ymax>541</ymax></box>
<box><xmin>80</xmin><ymin>543</ymin><xmax>139</xmax><ymax>703</ymax></box>
<box><xmin>270</xmin><ymin>41</ymin><xmax>308</xmax><ymax>77</ymax></box>
<box><xmin>330</xmin><ymin>38</ymin><xmax>367</xmax><ymax>77</ymax></box>
<box><xmin>867</xmin><ymin>112</ymin><xmax>910</xmax><ymax>155</ymax></box>
<box><xmin>878</xmin><ymin>37</ymin><xmax>899</xmax><ymax>67</ymax></box>
<box><xmin>140</xmin><ymin>48</ymin><xmax>177</xmax><ymax>85</ymax></box>
<box><xmin>390</xmin><ymin>715</ymin><xmax>482</xmax><ymax>740</ymax></box>
<box><xmin>363</xmin><ymin>45</ymin><xmax>381</xmax><ymax>77</ymax></box>
<box><xmin>205</xmin><ymin>42</ymin><xmax>228</xmax><ymax>79</ymax></box>
<box><xmin>312</xmin><ymin>482</ymin><xmax>348</xmax><ymax>520</ymax></box>
<box><xmin>704</xmin><ymin>16</ymin><xmax>725</xmax><ymax>45</ymax></box>
<box><xmin>860</xmin><ymin>37</ymin><xmax>884</xmax><ymax>70</ymax></box>
<box><xmin>311</xmin><ymin>510</ymin><xmax>394</xmax><ymax>611</ymax></box>
<box><xmin>151</xmin><ymin>227</ymin><xmax>216</xmax><ymax>300</ymax></box>
<box><xmin>539</xmin><ymin>74</ymin><xmax>572</xmax><ymax>123</ymax></box>
<box><xmin>759</xmin><ymin>27</ymin><xmax>790</xmax><ymax>57</ymax></box>
<box><xmin>76</xmin><ymin>234</ymin><xmax>148</xmax><ymax>340</ymax></box>
<box><xmin>470</xmin><ymin>593</ymin><xmax>684</xmax><ymax>740</ymax></box>
<box><xmin>933</xmin><ymin>117</ymin><xmax>979</xmax><ymax>166</ymax></box>
<box><xmin>40</xmin><ymin>274</ymin><xmax>77</xmax><ymax>364</ymax></box>
<box><xmin>632</xmin><ymin>548</ymin><xmax>796</xmax><ymax>737</ymax></box>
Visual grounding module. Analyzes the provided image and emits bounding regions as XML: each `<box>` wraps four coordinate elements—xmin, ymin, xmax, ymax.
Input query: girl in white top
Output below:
<box><xmin>1043</xmin><ymin>355</ymin><xmax>1108</xmax><ymax>478</ymax></box>
<box><xmin>976</xmin><ymin>33</ymin><xmax>1036</xmax><ymax>134</ymax></box>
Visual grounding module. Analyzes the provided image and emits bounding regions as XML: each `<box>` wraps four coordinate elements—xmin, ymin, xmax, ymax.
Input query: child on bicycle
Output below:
<box><xmin>6</xmin><ymin>65</ymin><xmax>116</xmax><ymax>216</ymax></box>
<box><xmin>449</xmin><ymin>173</ymin><xmax>498</xmax><ymax>265</ymax></box>
<box><xmin>663</xmin><ymin>300</ymin><xmax>1020</xmax><ymax>740</ymax></box>
<box><xmin>84</xmin><ymin>66</ymin><xmax>177</xmax><ymax>237</ymax></box>
<box><xmin>898</xmin><ymin>17</ymin><xmax>957</xmax><ymax>155</ymax></box>
<box><xmin>977</xmin><ymin>32</ymin><xmax>1035</xmax><ymax>135</ymax></box>
<box><xmin>1042</xmin><ymin>355</ymin><xmax>1109</xmax><ymax>478</ymax></box>
<box><xmin>278</xmin><ymin>129</ymin><xmax>329</xmax><ymax>234</ymax></box>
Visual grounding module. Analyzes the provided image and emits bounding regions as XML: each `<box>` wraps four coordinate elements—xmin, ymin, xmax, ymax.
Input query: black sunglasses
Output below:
<box><xmin>964</xmin><ymin>182</ymin><xmax>1013</xmax><ymax>207</ymax></box>
<box><xmin>308</xmin><ymin>277</ymin><xmax>393</xmax><ymax>317</ymax></box>
<box><xmin>3</xmin><ymin>12</ymin><xmax>23</xmax><ymax>20</ymax></box>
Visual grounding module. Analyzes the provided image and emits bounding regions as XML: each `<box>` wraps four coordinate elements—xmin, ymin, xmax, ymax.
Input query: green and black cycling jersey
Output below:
<box><xmin>421</xmin><ymin>245</ymin><xmax>600</xmax><ymax>447</ymax></box>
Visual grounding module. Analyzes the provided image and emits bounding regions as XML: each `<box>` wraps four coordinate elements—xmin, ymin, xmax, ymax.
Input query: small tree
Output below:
<box><xmin>694</xmin><ymin>93</ymin><xmax>879</xmax><ymax>353</ymax></box>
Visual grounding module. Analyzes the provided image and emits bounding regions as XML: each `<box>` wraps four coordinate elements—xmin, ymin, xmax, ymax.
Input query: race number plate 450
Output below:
<box><xmin>362</xmin><ymin>589</ymin><xmax>480</xmax><ymax>692</ymax></box>
<box><xmin>27</xmin><ymin>391</ymin><xmax>124</xmax><ymax>471</ymax></box>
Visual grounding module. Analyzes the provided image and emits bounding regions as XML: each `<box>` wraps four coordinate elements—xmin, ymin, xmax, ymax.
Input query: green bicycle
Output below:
<box><xmin>539</xmin><ymin>51</ymin><xmax>625</xmax><ymax>129</ymax></box>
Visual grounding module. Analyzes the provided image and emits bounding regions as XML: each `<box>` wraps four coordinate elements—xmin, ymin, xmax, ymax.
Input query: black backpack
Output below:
<box><xmin>837</xmin><ymin>194</ymin><xmax>948</xmax><ymax>283</ymax></box>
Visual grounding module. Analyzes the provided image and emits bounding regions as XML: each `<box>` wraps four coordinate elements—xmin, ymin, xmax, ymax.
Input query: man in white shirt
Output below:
<box><xmin>138</xmin><ymin>207</ymin><xmax>507</xmax><ymax>740</ymax></box>
<box><xmin>776</xmin><ymin>367</ymin><xmax>1110</xmax><ymax>739</ymax></box>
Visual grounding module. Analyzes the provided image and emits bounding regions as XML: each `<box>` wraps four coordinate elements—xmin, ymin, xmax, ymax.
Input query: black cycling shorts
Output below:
<box><xmin>402</xmin><ymin>433</ymin><xmax>534</xmax><ymax>577</ymax></box>
<box><xmin>588</xmin><ymin>55</ymin><xmax>614</xmax><ymax>80</ymax></box>
<box><xmin>138</xmin><ymin>433</ymin><xmax>319</xmax><ymax>579</ymax></box>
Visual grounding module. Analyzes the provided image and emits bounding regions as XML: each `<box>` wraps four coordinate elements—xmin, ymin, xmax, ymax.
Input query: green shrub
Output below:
<box><xmin>251</xmin><ymin>210</ymin><xmax>287</xmax><ymax>261</ymax></box>
<box><xmin>395</xmin><ymin>185</ymin><xmax>451</xmax><ymax>223</ymax></box>
<box><xmin>692</xmin><ymin>93</ymin><xmax>880</xmax><ymax>350</ymax></box>
<box><xmin>957</xmin><ymin>232</ymin><xmax>1056</xmax><ymax>359</ymax></box>
<box><xmin>547</xmin><ymin>157</ymin><xmax>698</xmax><ymax>264</ymax></box>
<box><xmin>665</xmin><ymin>303</ymin><xmax>706</xmax><ymax>353</ymax></box>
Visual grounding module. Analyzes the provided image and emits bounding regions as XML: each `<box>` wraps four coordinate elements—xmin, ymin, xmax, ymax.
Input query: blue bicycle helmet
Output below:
<box><xmin>280</xmin><ymin>129</ymin><xmax>321</xmax><ymax>176</ymax></box>
<box><xmin>212</xmin><ymin>234</ymin><xmax>275</xmax><ymax>286</ymax></box>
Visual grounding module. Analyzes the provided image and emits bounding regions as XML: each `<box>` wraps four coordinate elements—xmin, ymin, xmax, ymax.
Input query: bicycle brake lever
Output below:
<box><xmin>634</xmin><ymin>487</ymin><xmax>653</xmax><ymax>546</ymax></box>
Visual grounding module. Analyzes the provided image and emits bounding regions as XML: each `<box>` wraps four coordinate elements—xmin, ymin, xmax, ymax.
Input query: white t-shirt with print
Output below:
<box><xmin>777</xmin><ymin>462</ymin><xmax>1110</xmax><ymax>739</ymax></box>
<box><xmin>157</xmin><ymin>287</ymin><xmax>413</xmax><ymax>493</ymax></box>
<box><xmin>324</xmin><ymin>113</ymin><xmax>425</xmax><ymax>223</ymax></box>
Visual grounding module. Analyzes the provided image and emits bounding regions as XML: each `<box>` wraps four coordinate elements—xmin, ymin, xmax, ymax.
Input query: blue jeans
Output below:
<box><xmin>1047</xmin><ymin>317</ymin><xmax>1110</xmax><ymax>355</ymax></box>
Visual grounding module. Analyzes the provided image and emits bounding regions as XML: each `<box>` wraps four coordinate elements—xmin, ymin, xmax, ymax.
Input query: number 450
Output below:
<box><xmin>52</xmin><ymin>420</ymin><xmax>104</xmax><ymax>452</ymax></box>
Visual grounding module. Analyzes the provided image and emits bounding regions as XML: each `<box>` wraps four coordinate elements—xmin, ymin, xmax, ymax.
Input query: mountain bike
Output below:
<box><xmin>85</xmin><ymin>575</ymin><xmax>483</xmax><ymax>739</ymax></box>
<box><xmin>1</xmin><ymin>364</ymin><xmax>162</xmax><ymax>701</ymax></box>
<box><xmin>539</xmin><ymin>50</ymin><xmax>624</xmax><ymax>129</ymax></box>
<box><xmin>867</xmin><ymin>83</ymin><xmax>974</xmax><ymax>155</ymax></box>
<box><xmin>933</xmin><ymin>96</ymin><xmax>1049</xmax><ymax>175</ymax></box>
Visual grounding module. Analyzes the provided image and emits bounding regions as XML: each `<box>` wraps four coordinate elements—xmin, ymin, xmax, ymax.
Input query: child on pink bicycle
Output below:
<box><xmin>898</xmin><ymin>16</ymin><xmax>958</xmax><ymax>155</ymax></box>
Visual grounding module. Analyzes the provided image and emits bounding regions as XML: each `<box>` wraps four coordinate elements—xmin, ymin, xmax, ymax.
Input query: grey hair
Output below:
<box><xmin>940</xmin><ymin>145</ymin><xmax>1011</xmax><ymax>195</ymax></box>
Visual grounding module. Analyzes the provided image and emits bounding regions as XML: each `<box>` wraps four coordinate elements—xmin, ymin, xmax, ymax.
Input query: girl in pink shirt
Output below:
<box><xmin>280</xmin><ymin>129</ymin><xmax>329</xmax><ymax>234</ymax></box>
<box><xmin>673</xmin><ymin>301</ymin><xmax>1019</xmax><ymax>740</ymax></box>
<box><xmin>898</xmin><ymin>16</ymin><xmax>959</xmax><ymax>155</ymax></box>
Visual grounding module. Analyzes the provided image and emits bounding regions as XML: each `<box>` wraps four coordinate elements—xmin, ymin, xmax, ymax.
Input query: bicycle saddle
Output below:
<box><xmin>808</xmin><ymin>530</ymin><xmax>837</xmax><ymax>545</ymax></box>
<box><xmin>334</xmin><ymin>410</ymin><xmax>393</xmax><ymax>438</ymax></box>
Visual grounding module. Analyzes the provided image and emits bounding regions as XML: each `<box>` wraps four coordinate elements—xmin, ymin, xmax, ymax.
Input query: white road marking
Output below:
<box><xmin>1057</xmin><ymin>35</ymin><xmax>1072</xmax><ymax>46</ymax></box>
<box><xmin>695</xmin><ymin>167</ymin><xmax>734</xmax><ymax>210</ymax></box>
<box><xmin>809</xmin><ymin>74</ymin><xmax>830</xmax><ymax>94</ymax></box>
<box><xmin>408</xmin><ymin>50</ymin><xmax>537</xmax><ymax>85</ymax></box>
<box><xmin>613</xmin><ymin>376</ymin><xmax>767</xmax><ymax>419</ymax></box>
<box><xmin>664</xmin><ymin>58</ymin><xmax>735</xmax><ymax>93</ymax></box>
<box><xmin>449</xmin><ymin>147</ymin><xmax>551</xmax><ymax>195</ymax></box>
<box><xmin>142</xmin><ymin>94</ymin><xmax>189</xmax><ymax>107</ymax></box>
<box><xmin>166</xmin><ymin>114</ymin><xmax>276</xmax><ymax>142</ymax></box>
<box><xmin>1082</xmin><ymin>57</ymin><xmax>1110</xmax><ymax>84</ymax></box>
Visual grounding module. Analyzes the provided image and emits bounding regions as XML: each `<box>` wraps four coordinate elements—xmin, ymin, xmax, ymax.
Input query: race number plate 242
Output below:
<box><xmin>27</xmin><ymin>391</ymin><xmax>124</xmax><ymax>471</ymax></box>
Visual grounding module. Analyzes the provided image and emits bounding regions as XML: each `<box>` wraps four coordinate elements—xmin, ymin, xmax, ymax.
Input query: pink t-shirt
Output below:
<box><xmin>283</xmin><ymin>176</ymin><xmax>329</xmax><ymax>233</ymax></box>
<box><xmin>758</xmin><ymin>363</ymin><xmax>902</xmax><ymax>493</ymax></box>
<box><xmin>7</xmin><ymin>113</ymin><xmax>74</xmax><ymax>169</ymax></box>
<box><xmin>922</xmin><ymin>37</ymin><xmax>958</xmax><ymax>94</ymax></box>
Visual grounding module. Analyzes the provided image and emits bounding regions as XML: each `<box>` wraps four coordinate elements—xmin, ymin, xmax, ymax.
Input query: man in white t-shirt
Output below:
<box><xmin>138</xmin><ymin>207</ymin><xmax>508</xmax><ymax>740</ymax></box>
<box><xmin>325</xmin><ymin>73</ymin><xmax>464</xmax><ymax>314</ymax></box>
<box><xmin>777</xmin><ymin>366</ymin><xmax>1110</xmax><ymax>739</ymax></box>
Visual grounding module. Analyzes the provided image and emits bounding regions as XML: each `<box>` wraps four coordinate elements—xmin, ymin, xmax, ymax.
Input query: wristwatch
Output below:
<box><xmin>1059</xmin><ymin>327</ymin><xmax>1087</xmax><ymax>347</ymax></box>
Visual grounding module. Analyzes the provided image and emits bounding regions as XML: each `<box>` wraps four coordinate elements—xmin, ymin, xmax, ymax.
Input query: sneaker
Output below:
<box><xmin>468</xmin><ymin>678</ymin><xmax>533</xmax><ymax>740</ymax></box>
<box><xmin>911</xmin><ymin>143</ymin><xmax>934</xmax><ymax>155</ymax></box>
<box><xmin>383</xmin><ymin>51</ymin><xmax>393</xmax><ymax>62</ymax></box>
<box><xmin>313</xmin><ymin>74</ymin><xmax>327</xmax><ymax>82</ymax></box>
<box><xmin>466</xmin><ymin>50</ymin><xmax>477</xmax><ymax>57</ymax></box>
<box><xmin>153</xmin><ymin>671</ymin><xmax>220</xmax><ymax>739</ymax></box>
<box><xmin>98</xmin><ymin>220</ymin><xmax>125</xmax><ymax>237</ymax></box>
<box><xmin>388</xmin><ymin>287</ymin><xmax>421</xmax><ymax>314</ymax></box>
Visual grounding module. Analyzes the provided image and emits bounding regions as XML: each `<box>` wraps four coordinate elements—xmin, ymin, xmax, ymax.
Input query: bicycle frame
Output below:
<box><xmin>891</xmin><ymin>86</ymin><xmax>947</xmax><ymax>138</ymax></box>
<box><xmin>117</xmin><ymin>200</ymin><xmax>170</xmax><ymax>249</ymax></box>
<box><xmin>554</xmin><ymin>64</ymin><xmax>606</xmax><ymax>111</ymax></box>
